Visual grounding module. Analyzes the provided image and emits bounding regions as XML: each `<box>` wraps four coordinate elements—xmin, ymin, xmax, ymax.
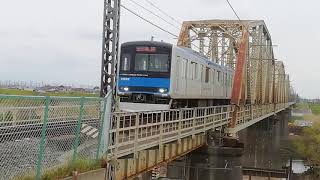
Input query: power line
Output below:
<box><xmin>144</xmin><ymin>0</ymin><xmax>182</xmax><ymax>25</ymax></box>
<box><xmin>126</xmin><ymin>0</ymin><xmax>181</xmax><ymax>30</ymax></box>
<box><xmin>122</xmin><ymin>3</ymin><xmax>200</xmax><ymax>50</ymax></box>
<box><xmin>120</xmin><ymin>4</ymin><xmax>178</xmax><ymax>38</ymax></box>
<box><xmin>225</xmin><ymin>0</ymin><xmax>242</xmax><ymax>22</ymax></box>
<box><xmin>225</xmin><ymin>0</ymin><xmax>249</xmax><ymax>33</ymax></box>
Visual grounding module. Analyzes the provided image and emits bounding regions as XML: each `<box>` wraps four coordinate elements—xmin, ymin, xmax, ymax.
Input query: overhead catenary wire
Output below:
<box><xmin>225</xmin><ymin>0</ymin><xmax>242</xmax><ymax>22</ymax></box>
<box><xmin>144</xmin><ymin>0</ymin><xmax>182</xmax><ymax>25</ymax></box>
<box><xmin>225</xmin><ymin>0</ymin><xmax>249</xmax><ymax>32</ymax></box>
<box><xmin>126</xmin><ymin>0</ymin><xmax>181</xmax><ymax>30</ymax></box>
<box><xmin>120</xmin><ymin>4</ymin><xmax>178</xmax><ymax>38</ymax></box>
<box><xmin>143</xmin><ymin>0</ymin><xmax>201</xmax><ymax>50</ymax></box>
<box><xmin>122</xmin><ymin>2</ymin><xmax>200</xmax><ymax>50</ymax></box>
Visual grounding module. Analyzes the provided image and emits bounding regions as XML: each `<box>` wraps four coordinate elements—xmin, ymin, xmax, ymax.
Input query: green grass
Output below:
<box><xmin>309</xmin><ymin>104</ymin><xmax>320</xmax><ymax>115</ymax></box>
<box><xmin>0</xmin><ymin>88</ymin><xmax>38</xmax><ymax>96</ymax></box>
<box><xmin>0</xmin><ymin>88</ymin><xmax>98</xmax><ymax>97</ymax></box>
<box><xmin>294</xmin><ymin>103</ymin><xmax>309</xmax><ymax>110</ymax></box>
<box><xmin>15</xmin><ymin>159</ymin><xmax>102</xmax><ymax>180</ymax></box>
<box><xmin>289</xmin><ymin>116</ymin><xmax>304</xmax><ymax>123</ymax></box>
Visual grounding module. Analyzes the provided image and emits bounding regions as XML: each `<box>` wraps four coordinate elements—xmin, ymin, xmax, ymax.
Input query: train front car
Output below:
<box><xmin>117</xmin><ymin>41</ymin><xmax>172</xmax><ymax>105</ymax></box>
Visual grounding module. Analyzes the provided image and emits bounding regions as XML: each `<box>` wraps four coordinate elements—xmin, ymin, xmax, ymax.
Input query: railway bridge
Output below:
<box><xmin>100</xmin><ymin>18</ymin><xmax>295</xmax><ymax>179</ymax></box>
<box><xmin>0</xmin><ymin>13</ymin><xmax>295</xmax><ymax>180</ymax></box>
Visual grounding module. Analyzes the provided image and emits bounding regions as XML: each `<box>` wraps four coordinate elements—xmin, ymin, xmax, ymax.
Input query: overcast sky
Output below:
<box><xmin>0</xmin><ymin>0</ymin><xmax>318</xmax><ymax>98</ymax></box>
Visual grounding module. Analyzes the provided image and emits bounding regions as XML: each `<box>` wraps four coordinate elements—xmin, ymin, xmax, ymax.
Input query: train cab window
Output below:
<box><xmin>205</xmin><ymin>67</ymin><xmax>210</xmax><ymax>83</ymax></box>
<box><xmin>135</xmin><ymin>54</ymin><xmax>148</xmax><ymax>71</ymax></box>
<box><xmin>149</xmin><ymin>54</ymin><xmax>169</xmax><ymax>72</ymax></box>
<box><xmin>121</xmin><ymin>53</ymin><xmax>131</xmax><ymax>71</ymax></box>
<box><xmin>134</xmin><ymin>53</ymin><xmax>169</xmax><ymax>72</ymax></box>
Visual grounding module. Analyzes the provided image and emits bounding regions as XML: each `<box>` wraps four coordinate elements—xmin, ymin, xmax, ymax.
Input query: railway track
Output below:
<box><xmin>0</xmin><ymin>119</ymin><xmax>100</xmax><ymax>142</ymax></box>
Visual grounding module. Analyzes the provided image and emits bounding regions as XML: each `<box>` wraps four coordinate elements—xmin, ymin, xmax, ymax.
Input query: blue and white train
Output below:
<box><xmin>117</xmin><ymin>41</ymin><xmax>234</xmax><ymax>108</ymax></box>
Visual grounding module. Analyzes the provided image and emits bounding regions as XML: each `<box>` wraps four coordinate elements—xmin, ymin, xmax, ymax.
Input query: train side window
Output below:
<box><xmin>184</xmin><ymin>59</ymin><xmax>188</xmax><ymax>79</ymax></box>
<box><xmin>205</xmin><ymin>67</ymin><xmax>210</xmax><ymax>83</ymax></box>
<box><xmin>191</xmin><ymin>62</ymin><xmax>198</xmax><ymax>80</ymax></box>
<box><xmin>200</xmin><ymin>65</ymin><xmax>204</xmax><ymax>82</ymax></box>
<box><xmin>194</xmin><ymin>63</ymin><xmax>198</xmax><ymax>80</ymax></box>
<box><xmin>217</xmin><ymin>70</ymin><xmax>221</xmax><ymax>83</ymax></box>
<box><xmin>181</xmin><ymin>59</ymin><xmax>187</xmax><ymax>78</ymax></box>
<box><xmin>176</xmin><ymin>56</ymin><xmax>180</xmax><ymax>76</ymax></box>
<box><xmin>225</xmin><ymin>73</ymin><xmax>227</xmax><ymax>86</ymax></box>
<box><xmin>211</xmin><ymin>69</ymin><xmax>215</xmax><ymax>84</ymax></box>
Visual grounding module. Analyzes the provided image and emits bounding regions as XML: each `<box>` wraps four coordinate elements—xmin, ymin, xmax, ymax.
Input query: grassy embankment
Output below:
<box><xmin>14</xmin><ymin>159</ymin><xmax>102</xmax><ymax>180</ymax></box>
<box><xmin>0</xmin><ymin>88</ymin><xmax>98</xmax><ymax>97</ymax></box>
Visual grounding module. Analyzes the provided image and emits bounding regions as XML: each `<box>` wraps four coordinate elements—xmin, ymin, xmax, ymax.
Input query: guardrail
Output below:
<box><xmin>227</xmin><ymin>102</ymin><xmax>293</xmax><ymax>133</ymax></box>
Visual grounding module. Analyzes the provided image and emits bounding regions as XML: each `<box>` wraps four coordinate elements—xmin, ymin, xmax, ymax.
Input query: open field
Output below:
<box><xmin>0</xmin><ymin>88</ymin><xmax>98</xmax><ymax>97</ymax></box>
<box><xmin>309</xmin><ymin>104</ymin><xmax>320</xmax><ymax>115</ymax></box>
<box><xmin>291</xmin><ymin>103</ymin><xmax>320</xmax><ymax>123</ymax></box>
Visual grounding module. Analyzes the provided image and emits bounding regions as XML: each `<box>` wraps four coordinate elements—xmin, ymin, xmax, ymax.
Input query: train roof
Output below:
<box><xmin>121</xmin><ymin>41</ymin><xmax>234</xmax><ymax>72</ymax></box>
<box><xmin>175</xmin><ymin>46</ymin><xmax>234</xmax><ymax>72</ymax></box>
<box><xmin>121</xmin><ymin>41</ymin><xmax>172</xmax><ymax>49</ymax></box>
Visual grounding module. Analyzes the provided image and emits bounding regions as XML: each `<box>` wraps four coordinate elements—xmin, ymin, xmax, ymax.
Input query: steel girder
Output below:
<box><xmin>177</xmin><ymin>20</ymin><xmax>290</xmax><ymax>128</ymax></box>
<box><xmin>177</xmin><ymin>20</ymin><xmax>289</xmax><ymax>105</ymax></box>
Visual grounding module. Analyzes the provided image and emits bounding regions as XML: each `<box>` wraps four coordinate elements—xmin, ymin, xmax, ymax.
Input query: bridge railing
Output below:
<box><xmin>230</xmin><ymin>103</ymin><xmax>293</xmax><ymax>133</ymax></box>
<box><xmin>108</xmin><ymin>105</ymin><xmax>233</xmax><ymax>158</ymax></box>
<box><xmin>0</xmin><ymin>95</ymin><xmax>105</xmax><ymax>180</ymax></box>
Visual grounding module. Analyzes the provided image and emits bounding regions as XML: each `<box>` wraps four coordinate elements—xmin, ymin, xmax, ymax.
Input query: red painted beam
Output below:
<box><xmin>229</xmin><ymin>30</ymin><xmax>249</xmax><ymax>128</ymax></box>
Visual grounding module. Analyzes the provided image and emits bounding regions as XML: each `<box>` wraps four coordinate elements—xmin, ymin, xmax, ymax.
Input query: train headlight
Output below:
<box><xmin>159</xmin><ymin>88</ymin><xmax>167</xmax><ymax>93</ymax></box>
<box><xmin>123</xmin><ymin>87</ymin><xmax>129</xmax><ymax>91</ymax></box>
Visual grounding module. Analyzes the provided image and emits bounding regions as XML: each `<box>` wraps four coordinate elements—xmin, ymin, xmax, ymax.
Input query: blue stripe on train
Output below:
<box><xmin>118</xmin><ymin>76</ymin><xmax>170</xmax><ymax>89</ymax></box>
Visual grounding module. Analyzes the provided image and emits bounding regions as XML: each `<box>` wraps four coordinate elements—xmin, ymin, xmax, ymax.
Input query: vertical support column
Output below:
<box><xmin>100</xmin><ymin>1</ymin><xmax>120</xmax><ymax>178</ymax></box>
<box><xmin>159</xmin><ymin>111</ymin><xmax>164</xmax><ymax>161</ymax></box>
<box><xmin>115</xmin><ymin>114</ymin><xmax>120</xmax><ymax>155</ymax></box>
<box><xmin>178</xmin><ymin>109</ymin><xmax>182</xmax><ymax>144</ymax></box>
<box><xmin>35</xmin><ymin>96</ymin><xmax>50</xmax><ymax>180</ymax></box>
<box><xmin>100</xmin><ymin>0</ymin><xmax>121</xmax><ymax>98</ymax></box>
<box><xmin>192</xmin><ymin>108</ymin><xmax>196</xmax><ymax>138</ymax></box>
<box><xmin>134</xmin><ymin>112</ymin><xmax>140</xmax><ymax>158</ymax></box>
<box><xmin>72</xmin><ymin>97</ymin><xmax>85</xmax><ymax>163</ymax></box>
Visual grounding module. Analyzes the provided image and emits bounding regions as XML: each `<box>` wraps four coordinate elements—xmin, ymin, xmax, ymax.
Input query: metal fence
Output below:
<box><xmin>0</xmin><ymin>95</ymin><xmax>108</xmax><ymax>180</ymax></box>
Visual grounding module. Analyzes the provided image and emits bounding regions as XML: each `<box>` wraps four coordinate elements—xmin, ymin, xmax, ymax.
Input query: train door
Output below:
<box><xmin>180</xmin><ymin>58</ymin><xmax>187</xmax><ymax>96</ymax></box>
<box><xmin>175</xmin><ymin>56</ymin><xmax>186</xmax><ymax>97</ymax></box>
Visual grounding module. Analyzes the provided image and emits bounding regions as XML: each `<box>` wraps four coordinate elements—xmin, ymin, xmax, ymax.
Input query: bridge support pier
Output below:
<box><xmin>187</xmin><ymin>145</ymin><xmax>244</xmax><ymax>180</ymax></box>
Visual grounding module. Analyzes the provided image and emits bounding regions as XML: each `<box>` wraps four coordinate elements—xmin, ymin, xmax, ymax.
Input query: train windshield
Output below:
<box><xmin>134</xmin><ymin>54</ymin><xmax>169</xmax><ymax>72</ymax></box>
<box><xmin>120</xmin><ymin>44</ymin><xmax>171</xmax><ymax>76</ymax></box>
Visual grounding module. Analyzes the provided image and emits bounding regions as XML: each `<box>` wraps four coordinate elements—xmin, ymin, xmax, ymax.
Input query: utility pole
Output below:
<box><xmin>100</xmin><ymin>0</ymin><xmax>121</xmax><ymax>99</ymax></box>
<box><xmin>100</xmin><ymin>0</ymin><xmax>121</xmax><ymax>179</ymax></box>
